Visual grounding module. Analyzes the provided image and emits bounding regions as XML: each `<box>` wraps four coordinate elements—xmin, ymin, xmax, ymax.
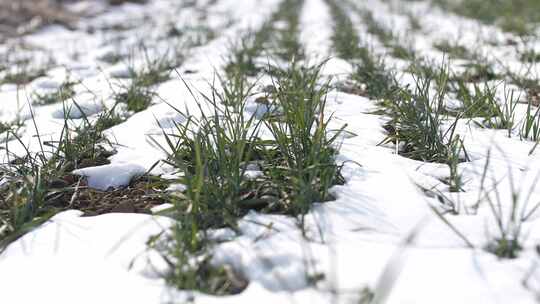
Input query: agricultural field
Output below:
<box><xmin>1</xmin><ymin>0</ymin><xmax>540</xmax><ymax>303</ymax></box>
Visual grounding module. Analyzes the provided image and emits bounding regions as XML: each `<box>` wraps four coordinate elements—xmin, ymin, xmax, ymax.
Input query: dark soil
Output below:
<box><xmin>0</xmin><ymin>0</ymin><xmax>77</xmax><ymax>36</ymax></box>
<box><xmin>0</xmin><ymin>0</ymin><xmax>148</xmax><ymax>37</ymax></box>
<box><xmin>48</xmin><ymin>174</ymin><xmax>168</xmax><ymax>216</ymax></box>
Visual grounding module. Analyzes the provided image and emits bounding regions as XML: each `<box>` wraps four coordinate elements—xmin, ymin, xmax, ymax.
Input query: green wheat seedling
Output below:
<box><xmin>520</xmin><ymin>50</ymin><xmax>540</xmax><ymax>63</ymax></box>
<box><xmin>520</xmin><ymin>100</ymin><xmax>540</xmax><ymax>142</ymax></box>
<box><xmin>449</xmin><ymin>80</ymin><xmax>500</xmax><ymax>120</ymax></box>
<box><xmin>1</xmin><ymin>65</ymin><xmax>47</xmax><ymax>86</ymax></box>
<box><xmin>452</xmin><ymin>55</ymin><xmax>500</xmax><ymax>83</ymax></box>
<box><xmin>224</xmin><ymin>0</ymin><xmax>304</xmax><ymax>79</ymax></box>
<box><xmin>0</xmin><ymin>118</ymin><xmax>24</xmax><ymax>137</ymax></box>
<box><xmin>0</xmin><ymin>111</ymin><xmax>73</xmax><ymax>251</ymax></box>
<box><xmin>114</xmin><ymin>82</ymin><xmax>154</xmax><ymax>113</ymax></box>
<box><xmin>150</xmin><ymin>216</ymin><xmax>247</xmax><ymax>295</ymax></box>
<box><xmin>46</xmin><ymin>101</ymin><xmax>121</xmax><ymax>171</ymax></box>
<box><xmin>224</xmin><ymin>29</ymin><xmax>269</xmax><ymax>78</ymax></box>
<box><xmin>450</xmin><ymin>78</ymin><xmax>519</xmax><ymax>136</ymax></box>
<box><xmin>482</xmin><ymin>161</ymin><xmax>540</xmax><ymax>259</ymax></box>
<box><xmin>0</xmin><ymin>164</ymin><xmax>58</xmax><ymax>252</ymax></box>
<box><xmin>0</xmin><ymin>100</ymin><xmax>124</xmax><ymax>251</ymax></box>
<box><xmin>148</xmin><ymin>75</ymin><xmax>263</xmax><ymax>295</ymax></box>
<box><xmin>493</xmin><ymin>87</ymin><xmax>519</xmax><ymax>137</ymax></box>
<box><xmin>112</xmin><ymin>45</ymin><xmax>178</xmax><ymax>113</ymax></box>
<box><xmin>32</xmin><ymin>79</ymin><xmax>77</xmax><ymax>105</ymax></box>
<box><xmin>326</xmin><ymin>0</ymin><xmax>399</xmax><ymax>100</ymax></box>
<box><xmin>432</xmin><ymin>151</ymin><xmax>540</xmax><ymax>259</ymax></box>
<box><xmin>380</xmin><ymin>66</ymin><xmax>465</xmax><ymax>163</ymax></box>
<box><xmin>151</xmin><ymin>74</ymin><xmax>263</xmax><ymax>230</ymax></box>
<box><xmin>448</xmin><ymin>137</ymin><xmax>466</xmax><ymax>192</ymax></box>
<box><xmin>433</xmin><ymin>40</ymin><xmax>473</xmax><ymax>60</ymax></box>
<box><xmin>223</xmin><ymin>0</ymin><xmax>295</xmax><ymax>79</ymax></box>
<box><xmin>361</xmin><ymin>10</ymin><xmax>393</xmax><ymax>46</ymax></box>
<box><xmin>360</xmin><ymin>10</ymin><xmax>416</xmax><ymax>60</ymax></box>
<box><xmin>131</xmin><ymin>45</ymin><xmax>175</xmax><ymax>88</ymax></box>
<box><xmin>272</xmin><ymin>0</ymin><xmax>304</xmax><ymax>62</ymax></box>
<box><xmin>148</xmin><ymin>0</ymin><xmax>345</xmax><ymax>293</ymax></box>
<box><xmin>262</xmin><ymin>61</ymin><xmax>346</xmax><ymax>220</ymax></box>
<box><xmin>326</xmin><ymin>0</ymin><xmax>361</xmax><ymax>60</ymax></box>
<box><xmin>506</xmin><ymin>69</ymin><xmax>540</xmax><ymax>107</ymax></box>
<box><xmin>432</xmin><ymin>0</ymin><xmax>540</xmax><ymax>36</ymax></box>
<box><xmin>111</xmin><ymin>46</ymin><xmax>177</xmax><ymax>113</ymax></box>
<box><xmin>151</xmin><ymin>60</ymin><xmax>347</xmax><ymax>292</ymax></box>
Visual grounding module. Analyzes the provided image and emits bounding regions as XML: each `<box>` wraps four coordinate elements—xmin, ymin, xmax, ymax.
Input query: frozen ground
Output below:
<box><xmin>1</xmin><ymin>0</ymin><xmax>540</xmax><ymax>303</ymax></box>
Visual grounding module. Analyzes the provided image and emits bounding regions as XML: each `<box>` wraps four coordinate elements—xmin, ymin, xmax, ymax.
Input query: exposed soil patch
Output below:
<box><xmin>338</xmin><ymin>80</ymin><xmax>369</xmax><ymax>97</ymax></box>
<box><xmin>527</xmin><ymin>88</ymin><xmax>540</xmax><ymax>107</ymax></box>
<box><xmin>0</xmin><ymin>0</ymin><xmax>148</xmax><ymax>37</ymax></box>
<box><xmin>49</xmin><ymin>175</ymin><xmax>168</xmax><ymax>216</ymax></box>
<box><xmin>0</xmin><ymin>0</ymin><xmax>77</xmax><ymax>36</ymax></box>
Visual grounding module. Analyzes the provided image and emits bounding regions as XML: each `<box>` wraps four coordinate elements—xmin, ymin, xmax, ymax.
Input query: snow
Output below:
<box><xmin>1</xmin><ymin>0</ymin><xmax>540</xmax><ymax>303</ymax></box>
<box><xmin>73</xmin><ymin>163</ymin><xmax>146</xmax><ymax>190</ymax></box>
<box><xmin>0</xmin><ymin>211</ymin><xmax>173</xmax><ymax>304</ymax></box>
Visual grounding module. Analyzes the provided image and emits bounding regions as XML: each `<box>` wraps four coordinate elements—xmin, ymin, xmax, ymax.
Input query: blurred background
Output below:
<box><xmin>0</xmin><ymin>0</ymin><xmax>147</xmax><ymax>36</ymax></box>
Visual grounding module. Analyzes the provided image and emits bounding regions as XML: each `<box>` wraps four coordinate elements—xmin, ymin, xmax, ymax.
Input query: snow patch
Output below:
<box><xmin>73</xmin><ymin>163</ymin><xmax>146</xmax><ymax>190</ymax></box>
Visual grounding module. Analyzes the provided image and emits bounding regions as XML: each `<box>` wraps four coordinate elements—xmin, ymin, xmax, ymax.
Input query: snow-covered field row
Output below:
<box><xmin>1</xmin><ymin>0</ymin><xmax>540</xmax><ymax>303</ymax></box>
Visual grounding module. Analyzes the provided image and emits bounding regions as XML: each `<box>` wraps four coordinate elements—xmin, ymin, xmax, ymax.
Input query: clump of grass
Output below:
<box><xmin>520</xmin><ymin>50</ymin><xmax>540</xmax><ymax>63</ymax></box>
<box><xmin>485</xmin><ymin>238</ymin><xmax>522</xmax><ymax>259</ymax></box>
<box><xmin>433</xmin><ymin>40</ymin><xmax>473</xmax><ymax>60</ymax></box>
<box><xmin>481</xmin><ymin>159</ymin><xmax>537</xmax><ymax>259</ymax></box>
<box><xmin>362</xmin><ymin>11</ymin><xmax>393</xmax><ymax>45</ymax></box>
<box><xmin>120</xmin><ymin>45</ymin><xmax>177</xmax><ymax>87</ymax></box>
<box><xmin>0</xmin><ymin>120</ymin><xmax>23</xmax><ymax>135</ymax></box>
<box><xmin>449</xmin><ymin>77</ymin><xmax>519</xmax><ymax>136</ymax></box>
<box><xmin>272</xmin><ymin>0</ymin><xmax>304</xmax><ymax>62</ymax></box>
<box><xmin>115</xmin><ymin>84</ymin><xmax>154</xmax><ymax>113</ymax></box>
<box><xmin>224</xmin><ymin>31</ymin><xmax>268</xmax><ymax>78</ymax></box>
<box><xmin>432</xmin><ymin>153</ymin><xmax>540</xmax><ymax>259</ymax></box>
<box><xmin>0</xmin><ymin>103</ymin><xmax>123</xmax><ymax>250</ymax></box>
<box><xmin>149</xmin><ymin>72</ymin><xmax>263</xmax><ymax>295</ymax></box>
<box><xmin>182</xmin><ymin>25</ymin><xmax>217</xmax><ymax>47</ymax></box>
<box><xmin>326</xmin><ymin>0</ymin><xmax>361</xmax><ymax>60</ymax></box>
<box><xmin>390</xmin><ymin>43</ymin><xmax>416</xmax><ymax>61</ymax></box>
<box><xmin>156</xmin><ymin>65</ymin><xmax>344</xmax><ymax>225</ymax></box>
<box><xmin>325</xmin><ymin>0</ymin><xmax>398</xmax><ymax>100</ymax></box>
<box><xmin>507</xmin><ymin>72</ymin><xmax>540</xmax><ymax>106</ymax></box>
<box><xmin>447</xmin><ymin>138</ymin><xmax>466</xmax><ymax>192</ymax></box>
<box><xmin>496</xmin><ymin>88</ymin><xmax>519</xmax><ymax>137</ymax></box>
<box><xmin>33</xmin><ymin>101</ymin><xmax>121</xmax><ymax>175</ymax></box>
<box><xmin>151</xmin><ymin>219</ymin><xmax>247</xmax><ymax>295</ymax></box>
<box><xmin>111</xmin><ymin>46</ymin><xmax>173</xmax><ymax>114</ymax></box>
<box><xmin>261</xmin><ymin>61</ymin><xmax>346</xmax><ymax>218</ymax></box>
<box><xmin>0</xmin><ymin>122</ymin><xmax>9</xmax><ymax>134</ymax></box>
<box><xmin>381</xmin><ymin>66</ymin><xmax>465</xmax><ymax>163</ymax></box>
<box><xmin>152</xmin><ymin>61</ymin><xmax>345</xmax><ymax>294</ymax></box>
<box><xmin>58</xmin><ymin>105</ymin><xmax>121</xmax><ymax>170</ymax></box>
<box><xmin>449</xmin><ymin>80</ymin><xmax>499</xmax><ymax>120</ymax></box>
<box><xmin>520</xmin><ymin>100</ymin><xmax>540</xmax><ymax>142</ymax></box>
<box><xmin>0</xmin><ymin>162</ymin><xmax>59</xmax><ymax>251</ymax></box>
<box><xmin>154</xmin><ymin>76</ymin><xmax>264</xmax><ymax>230</ymax></box>
<box><xmin>33</xmin><ymin>80</ymin><xmax>77</xmax><ymax>105</ymax></box>
<box><xmin>2</xmin><ymin>67</ymin><xmax>47</xmax><ymax>86</ymax></box>
<box><xmin>130</xmin><ymin>56</ymin><xmax>172</xmax><ymax>88</ymax></box>
<box><xmin>406</xmin><ymin>12</ymin><xmax>422</xmax><ymax>32</ymax></box>
<box><xmin>352</xmin><ymin>54</ymin><xmax>398</xmax><ymax>100</ymax></box>
<box><xmin>455</xmin><ymin>61</ymin><xmax>500</xmax><ymax>83</ymax></box>
<box><xmin>362</xmin><ymin>10</ymin><xmax>416</xmax><ymax>60</ymax></box>
<box><xmin>99</xmin><ymin>51</ymin><xmax>124</xmax><ymax>64</ymax></box>
<box><xmin>151</xmin><ymin>0</ymin><xmax>348</xmax><ymax>293</ymax></box>
<box><xmin>224</xmin><ymin>0</ymin><xmax>304</xmax><ymax>78</ymax></box>
<box><xmin>433</xmin><ymin>0</ymin><xmax>540</xmax><ymax>36</ymax></box>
